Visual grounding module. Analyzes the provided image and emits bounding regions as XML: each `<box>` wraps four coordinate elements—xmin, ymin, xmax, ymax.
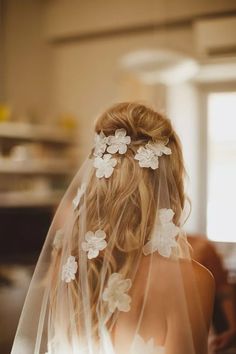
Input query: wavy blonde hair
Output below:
<box><xmin>50</xmin><ymin>102</ymin><xmax>186</xmax><ymax>341</ymax></box>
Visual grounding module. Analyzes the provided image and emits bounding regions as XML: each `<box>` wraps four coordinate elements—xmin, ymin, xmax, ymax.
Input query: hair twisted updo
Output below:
<box><xmin>95</xmin><ymin>102</ymin><xmax>186</xmax><ymax>211</ymax></box>
<box><xmin>95</xmin><ymin>101</ymin><xmax>173</xmax><ymax>143</ymax></box>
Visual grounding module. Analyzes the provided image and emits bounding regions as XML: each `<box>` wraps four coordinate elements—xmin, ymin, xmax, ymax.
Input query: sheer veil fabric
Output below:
<box><xmin>11</xmin><ymin>103</ymin><xmax>211</xmax><ymax>354</ymax></box>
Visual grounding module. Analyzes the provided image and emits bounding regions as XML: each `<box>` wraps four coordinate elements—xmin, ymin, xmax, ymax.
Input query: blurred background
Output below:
<box><xmin>0</xmin><ymin>0</ymin><xmax>236</xmax><ymax>353</ymax></box>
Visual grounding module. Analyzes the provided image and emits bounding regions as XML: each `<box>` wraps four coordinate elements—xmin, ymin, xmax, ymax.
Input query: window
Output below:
<box><xmin>207</xmin><ymin>92</ymin><xmax>236</xmax><ymax>242</ymax></box>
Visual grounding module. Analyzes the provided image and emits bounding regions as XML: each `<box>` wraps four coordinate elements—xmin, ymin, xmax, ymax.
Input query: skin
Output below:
<box><xmin>113</xmin><ymin>254</ymin><xmax>215</xmax><ymax>354</ymax></box>
<box><xmin>188</xmin><ymin>235</ymin><xmax>236</xmax><ymax>352</ymax></box>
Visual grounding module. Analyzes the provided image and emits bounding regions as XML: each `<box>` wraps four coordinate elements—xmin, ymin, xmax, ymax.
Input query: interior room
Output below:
<box><xmin>0</xmin><ymin>1</ymin><xmax>236</xmax><ymax>353</ymax></box>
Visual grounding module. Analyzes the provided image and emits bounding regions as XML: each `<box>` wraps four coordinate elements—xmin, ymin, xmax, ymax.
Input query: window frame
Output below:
<box><xmin>198</xmin><ymin>81</ymin><xmax>236</xmax><ymax>241</ymax></box>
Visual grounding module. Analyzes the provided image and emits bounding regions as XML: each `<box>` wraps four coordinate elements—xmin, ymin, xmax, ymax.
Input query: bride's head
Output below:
<box><xmin>93</xmin><ymin>101</ymin><xmax>186</xmax><ymax>230</ymax></box>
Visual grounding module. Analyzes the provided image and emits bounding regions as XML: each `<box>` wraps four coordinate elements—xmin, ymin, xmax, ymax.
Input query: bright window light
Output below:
<box><xmin>207</xmin><ymin>92</ymin><xmax>236</xmax><ymax>242</ymax></box>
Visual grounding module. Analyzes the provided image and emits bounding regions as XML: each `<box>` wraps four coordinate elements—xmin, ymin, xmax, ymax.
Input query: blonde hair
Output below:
<box><xmin>51</xmin><ymin>102</ymin><xmax>186</xmax><ymax>340</ymax></box>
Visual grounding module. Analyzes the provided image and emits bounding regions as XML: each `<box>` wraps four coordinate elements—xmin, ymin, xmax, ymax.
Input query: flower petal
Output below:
<box><xmin>108</xmin><ymin>273</ymin><xmax>122</xmax><ymax>286</ymax></box>
<box><xmin>107</xmin><ymin>144</ymin><xmax>119</xmax><ymax>154</ymax></box>
<box><xmin>61</xmin><ymin>256</ymin><xmax>78</xmax><ymax>283</ymax></box>
<box><xmin>81</xmin><ymin>241</ymin><xmax>89</xmax><ymax>252</ymax></box>
<box><xmin>85</xmin><ymin>231</ymin><xmax>95</xmax><ymax>241</ymax></box>
<box><xmin>110</xmin><ymin>158</ymin><xmax>117</xmax><ymax>168</ymax></box>
<box><xmin>104</xmin><ymin>166</ymin><xmax>114</xmax><ymax>178</ymax></box>
<box><xmin>94</xmin><ymin>229</ymin><xmax>106</xmax><ymax>239</ymax></box>
<box><xmin>150</xmin><ymin>157</ymin><xmax>159</xmax><ymax>170</ymax></box>
<box><xmin>159</xmin><ymin>208</ymin><xmax>175</xmax><ymax>224</ymax></box>
<box><xmin>115</xmin><ymin>128</ymin><xmax>126</xmax><ymax>137</ymax></box>
<box><xmin>143</xmin><ymin>240</ymin><xmax>158</xmax><ymax>256</ymax></box>
<box><xmin>97</xmin><ymin>239</ymin><xmax>107</xmax><ymax>250</ymax></box>
<box><xmin>147</xmin><ymin>142</ymin><xmax>172</xmax><ymax>157</ymax></box>
<box><xmin>124</xmin><ymin>136</ymin><xmax>131</xmax><ymax>144</ymax></box>
<box><xmin>161</xmin><ymin>223</ymin><xmax>179</xmax><ymax>239</ymax></box>
<box><xmin>103</xmin><ymin>153</ymin><xmax>111</xmax><ymax>161</ymax></box>
<box><xmin>88</xmin><ymin>249</ymin><xmax>99</xmax><ymax>259</ymax></box>
<box><xmin>118</xmin><ymin>144</ymin><xmax>127</xmax><ymax>154</ymax></box>
<box><xmin>117</xmin><ymin>294</ymin><xmax>131</xmax><ymax>312</ymax></box>
<box><xmin>93</xmin><ymin>156</ymin><xmax>102</xmax><ymax>168</ymax></box>
<box><xmin>117</xmin><ymin>278</ymin><xmax>132</xmax><ymax>292</ymax></box>
<box><xmin>108</xmin><ymin>300</ymin><xmax>117</xmax><ymax>313</ymax></box>
<box><xmin>96</xmin><ymin>168</ymin><xmax>105</xmax><ymax>178</ymax></box>
<box><xmin>158</xmin><ymin>244</ymin><xmax>172</xmax><ymax>258</ymax></box>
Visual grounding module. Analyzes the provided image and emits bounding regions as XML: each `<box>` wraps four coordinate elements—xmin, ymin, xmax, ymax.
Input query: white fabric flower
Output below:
<box><xmin>72</xmin><ymin>183</ymin><xmax>86</xmax><ymax>210</ymax></box>
<box><xmin>53</xmin><ymin>229</ymin><xmax>63</xmax><ymax>250</ymax></box>
<box><xmin>146</xmin><ymin>141</ymin><xmax>171</xmax><ymax>157</ymax></box>
<box><xmin>134</xmin><ymin>140</ymin><xmax>171</xmax><ymax>170</ymax></box>
<box><xmin>93</xmin><ymin>153</ymin><xmax>117</xmax><ymax>178</ymax></box>
<box><xmin>93</xmin><ymin>131</ymin><xmax>107</xmax><ymax>157</ymax></box>
<box><xmin>107</xmin><ymin>128</ymin><xmax>131</xmax><ymax>154</ymax></box>
<box><xmin>102</xmin><ymin>273</ymin><xmax>132</xmax><ymax>313</ymax></box>
<box><xmin>82</xmin><ymin>229</ymin><xmax>107</xmax><ymax>259</ymax></box>
<box><xmin>143</xmin><ymin>208</ymin><xmax>179</xmax><ymax>258</ymax></box>
<box><xmin>134</xmin><ymin>146</ymin><xmax>158</xmax><ymax>169</ymax></box>
<box><xmin>61</xmin><ymin>255</ymin><xmax>78</xmax><ymax>283</ymax></box>
<box><xmin>131</xmin><ymin>334</ymin><xmax>165</xmax><ymax>354</ymax></box>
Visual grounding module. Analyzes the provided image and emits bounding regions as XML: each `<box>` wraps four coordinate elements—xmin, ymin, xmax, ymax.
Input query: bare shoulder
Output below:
<box><xmin>181</xmin><ymin>259</ymin><xmax>215</xmax><ymax>329</ymax></box>
<box><xmin>192</xmin><ymin>260</ymin><xmax>215</xmax><ymax>303</ymax></box>
<box><xmin>191</xmin><ymin>259</ymin><xmax>215</xmax><ymax>288</ymax></box>
<box><xmin>179</xmin><ymin>259</ymin><xmax>215</xmax><ymax>304</ymax></box>
<box><xmin>139</xmin><ymin>255</ymin><xmax>215</xmax><ymax>301</ymax></box>
<box><xmin>153</xmin><ymin>256</ymin><xmax>215</xmax><ymax>313</ymax></box>
<box><xmin>138</xmin><ymin>255</ymin><xmax>215</xmax><ymax>353</ymax></box>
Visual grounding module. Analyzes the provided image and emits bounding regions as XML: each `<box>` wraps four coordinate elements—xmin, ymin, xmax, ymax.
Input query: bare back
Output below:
<box><xmin>113</xmin><ymin>255</ymin><xmax>215</xmax><ymax>354</ymax></box>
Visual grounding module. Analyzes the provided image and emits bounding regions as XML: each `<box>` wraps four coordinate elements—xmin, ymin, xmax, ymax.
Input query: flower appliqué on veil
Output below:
<box><xmin>131</xmin><ymin>335</ymin><xmax>165</xmax><ymax>354</ymax></box>
<box><xmin>134</xmin><ymin>141</ymin><xmax>171</xmax><ymax>170</ymax></box>
<box><xmin>72</xmin><ymin>183</ymin><xmax>86</xmax><ymax>210</ymax></box>
<box><xmin>93</xmin><ymin>131</ymin><xmax>108</xmax><ymax>157</ymax></box>
<box><xmin>146</xmin><ymin>141</ymin><xmax>172</xmax><ymax>157</ymax></box>
<box><xmin>143</xmin><ymin>208</ymin><xmax>179</xmax><ymax>258</ymax></box>
<box><xmin>93</xmin><ymin>153</ymin><xmax>117</xmax><ymax>178</ymax></box>
<box><xmin>82</xmin><ymin>229</ymin><xmax>107</xmax><ymax>259</ymax></box>
<box><xmin>53</xmin><ymin>229</ymin><xmax>63</xmax><ymax>250</ymax></box>
<box><xmin>107</xmin><ymin>128</ymin><xmax>131</xmax><ymax>154</ymax></box>
<box><xmin>102</xmin><ymin>273</ymin><xmax>132</xmax><ymax>313</ymax></box>
<box><xmin>61</xmin><ymin>255</ymin><xmax>78</xmax><ymax>283</ymax></box>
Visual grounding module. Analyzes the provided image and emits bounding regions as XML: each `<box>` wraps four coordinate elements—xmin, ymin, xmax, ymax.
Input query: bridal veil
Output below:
<box><xmin>11</xmin><ymin>102</ymin><xmax>213</xmax><ymax>354</ymax></box>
